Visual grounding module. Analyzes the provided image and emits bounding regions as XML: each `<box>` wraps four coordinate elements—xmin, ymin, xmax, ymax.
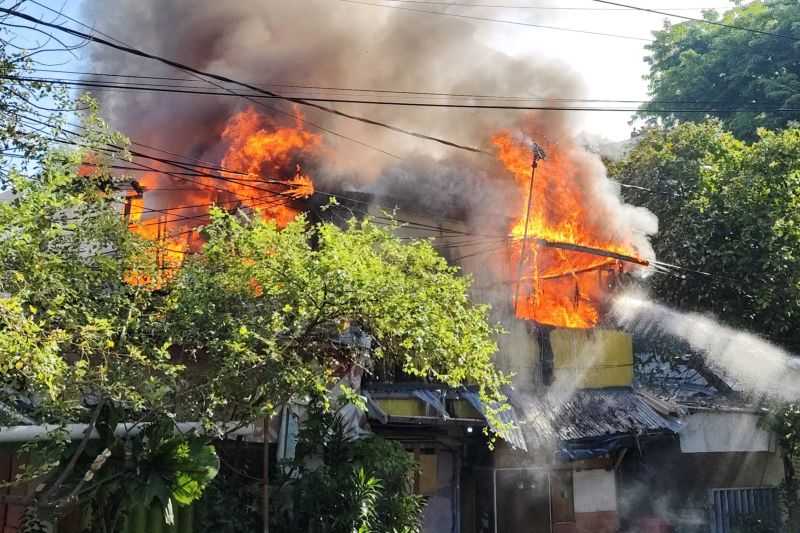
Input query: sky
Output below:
<box><xmin>28</xmin><ymin>0</ymin><xmax>735</xmax><ymax>141</ymax></box>
<box><xmin>453</xmin><ymin>0</ymin><xmax>734</xmax><ymax>140</ymax></box>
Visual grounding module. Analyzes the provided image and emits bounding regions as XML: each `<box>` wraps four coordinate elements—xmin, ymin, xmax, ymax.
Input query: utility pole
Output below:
<box><xmin>263</xmin><ymin>415</ymin><xmax>270</xmax><ymax>533</ymax></box>
<box><xmin>513</xmin><ymin>143</ymin><xmax>546</xmax><ymax>315</ymax></box>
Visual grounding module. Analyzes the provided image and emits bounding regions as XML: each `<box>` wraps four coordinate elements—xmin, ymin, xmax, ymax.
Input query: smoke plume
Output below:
<box><xmin>83</xmin><ymin>0</ymin><xmax>577</xmax><ymax>181</ymax></box>
<box><xmin>83</xmin><ymin>0</ymin><xmax>660</xmax><ymax>384</ymax></box>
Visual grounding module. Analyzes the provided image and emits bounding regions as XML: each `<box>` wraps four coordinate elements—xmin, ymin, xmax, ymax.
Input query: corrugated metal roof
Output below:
<box><xmin>462</xmin><ymin>391</ymin><xmax>528</xmax><ymax>452</ymax></box>
<box><xmin>364</xmin><ymin>386</ymin><xmax>528</xmax><ymax>451</ymax></box>
<box><xmin>413</xmin><ymin>389</ymin><xmax>450</xmax><ymax>419</ymax></box>
<box><xmin>511</xmin><ymin>388</ymin><xmax>683</xmax><ymax>450</ymax></box>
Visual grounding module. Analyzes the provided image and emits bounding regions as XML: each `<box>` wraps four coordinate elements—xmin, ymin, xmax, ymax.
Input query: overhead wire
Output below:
<box><xmin>6</xmin><ymin>106</ymin><xmax>497</xmax><ymax>241</ymax></box>
<box><xmin>365</xmin><ymin>1</ymin><xmax>731</xmax><ymax>10</ymax></box>
<box><xmin>7</xmin><ymin>75</ymin><xmax>800</xmax><ymax>114</ymax></box>
<box><xmin>0</xmin><ymin>8</ymin><xmax>765</xmax><ymax>286</ymax></box>
<box><xmin>338</xmin><ymin>0</ymin><xmax>653</xmax><ymax>41</ymax></box>
<box><xmin>23</xmin><ymin>67</ymin><xmax>741</xmax><ymax>105</ymax></box>
<box><xmin>26</xmin><ymin>1</ymin><xmax>404</xmax><ymax>162</ymax></box>
<box><xmin>591</xmin><ymin>0</ymin><xmax>800</xmax><ymax>42</ymax></box>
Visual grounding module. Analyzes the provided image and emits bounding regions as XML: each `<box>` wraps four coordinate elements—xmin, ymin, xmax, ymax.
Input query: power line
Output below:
<box><xmin>30</xmin><ymin>112</ymin><xmax>496</xmax><ymax>239</ymax></box>
<box><xmin>338</xmin><ymin>0</ymin><xmax>653</xmax><ymax>41</ymax></box>
<box><xmin>591</xmin><ymin>0</ymin><xmax>800</xmax><ymax>42</ymax></box>
<box><xmin>8</xmin><ymin>75</ymin><xmax>800</xmax><ymax>114</ymax></box>
<box><xmin>0</xmin><ymin>6</ymin><xmax>487</xmax><ymax>156</ymax></box>
<box><xmin>18</xmin><ymin>70</ymin><xmax>775</xmax><ymax>105</ymax></box>
<box><xmin>375</xmin><ymin>0</ymin><xmax>731</xmax><ymax>10</ymax></box>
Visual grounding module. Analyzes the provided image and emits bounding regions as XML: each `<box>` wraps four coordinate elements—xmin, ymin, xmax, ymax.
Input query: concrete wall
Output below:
<box><xmin>680</xmin><ymin>411</ymin><xmax>776</xmax><ymax>454</ymax></box>
<box><xmin>573</xmin><ymin>469</ymin><xmax>619</xmax><ymax>533</ymax></box>
<box><xmin>618</xmin><ymin>437</ymin><xmax>784</xmax><ymax>531</ymax></box>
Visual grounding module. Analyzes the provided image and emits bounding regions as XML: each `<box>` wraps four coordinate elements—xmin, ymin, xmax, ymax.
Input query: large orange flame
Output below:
<box><xmin>493</xmin><ymin>131</ymin><xmax>639</xmax><ymax>328</ymax></box>
<box><xmin>126</xmin><ymin>107</ymin><xmax>319</xmax><ymax>284</ymax></box>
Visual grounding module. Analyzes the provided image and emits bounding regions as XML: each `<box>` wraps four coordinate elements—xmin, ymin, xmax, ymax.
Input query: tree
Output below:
<box><xmin>1</xmin><ymin>137</ymin><xmax>507</xmax><ymax>531</ymax></box>
<box><xmin>609</xmin><ymin>121</ymin><xmax>800</xmax><ymax>351</ymax></box>
<box><xmin>641</xmin><ymin>1</ymin><xmax>800</xmax><ymax>140</ymax></box>
<box><xmin>163</xmin><ymin>208</ymin><xmax>508</xmax><ymax>425</ymax></box>
<box><xmin>0</xmin><ymin>15</ymin><xmax>508</xmax><ymax>529</ymax></box>
<box><xmin>269</xmin><ymin>396</ymin><xmax>423</xmax><ymax>533</ymax></box>
<box><xmin>610</xmin><ymin>121</ymin><xmax>800</xmax><ymax>529</ymax></box>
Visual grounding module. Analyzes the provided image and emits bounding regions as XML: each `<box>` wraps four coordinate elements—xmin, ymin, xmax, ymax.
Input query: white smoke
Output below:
<box><xmin>612</xmin><ymin>289</ymin><xmax>800</xmax><ymax>401</ymax></box>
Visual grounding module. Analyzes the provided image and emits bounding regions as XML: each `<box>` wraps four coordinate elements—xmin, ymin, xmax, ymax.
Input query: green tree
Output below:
<box><xmin>641</xmin><ymin>1</ymin><xmax>800</xmax><ymax>140</ymax></box>
<box><xmin>164</xmin><ymin>208</ymin><xmax>507</xmax><ymax>426</ymax></box>
<box><xmin>610</xmin><ymin>121</ymin><xmax>800</xmax><ymax>350</ymax></box>
<box><xmin>269</xmin><ymin>397</ymin><xmax>423</xmax><ymax>533</ymax></box>
<box><xmin>610</xmin><ymin>121</ymin><xmax>800</xmax><ymax>529</ymax></box>
<box><xmin>0</xmin><ymin>20</ymin><xmax>507</xmax><ymax>531</ymax></box>
<box><xmin>1</xmin><ymin>140</ymin><xmax>506</xmax><ymax>531</ymax></box>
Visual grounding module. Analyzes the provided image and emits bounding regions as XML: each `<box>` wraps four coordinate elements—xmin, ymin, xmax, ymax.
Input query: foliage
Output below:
<box><xmin>611</xmin><ymin>120</ymin><xmax>800</xmax><ymax>529</ymax></box>
<box><xmin>609</xmin><ymin>121</ymin><xmax>800</xmax><ymax>351</ymax></box>
<box><xmin>272</xmin><ymin>399</ymin><xmax>424</xmax><ymax>533</ymax></box>
<box><xmin>0</xmin><ymin>18</ymin><xmax>506</xmax><ymax>530</ymax></box>
<box><xmin>164</xmin><ymin>209</ymin><xmax>508</xmax><ymax>426</ymax></box>
<box><xmin>0</xmin><ymin>131</ymin><xmax>504</xmax><ymax>530</ymax></box>
<box><xmin>195</xmin><ymin>451</ymin><xmax>261</xmax><ymax>533</ymax></box>
<box><xmin>641</xmin><ymin>1</ymin><xmax>800</xmax><ymax>140</ymax></box>
<box><xmin>764</xmin><ymin>404</ymin><xmax>800</xmax><ymax>531</ymax></box>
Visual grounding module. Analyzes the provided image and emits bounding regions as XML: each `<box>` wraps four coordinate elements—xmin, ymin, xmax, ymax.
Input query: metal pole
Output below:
<box><xmin>493</xmin><ymin>468</ymin><xmax>498</xmax><ymax>533</ymax></box>
<box><xmin>513</xmin><ymin>149</ymin><xmax>541</xmax><ymax>315</ymax></box>
<box><xmin>263</xmin><ymin>415</ymin><xmax>270</xmax><ymax>533</ymax></box>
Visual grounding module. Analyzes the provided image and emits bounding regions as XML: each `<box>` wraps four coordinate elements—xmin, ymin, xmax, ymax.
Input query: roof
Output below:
<box><xmin>634</xmin><ymin>351</ymin><xmax>758</xmax><ymax>410</ymax></box>
<box><xmin>635</xmin><ymin>351</ymin><xmax>719</xmax><ymax>403</ymax></box>
<box><xmin>511</xmin><ymin>387</ymin><xmax>683</xmax><ymax>453</ymax></box>
<box><xmin>462</xmin><ymin>391</ymin><xmax>527</xmax><ymax>452</ymax></box>
<box><xmin>363</xmin><ymin>384</ymin><xmax>528</xmax><ymax>451</ymax></box>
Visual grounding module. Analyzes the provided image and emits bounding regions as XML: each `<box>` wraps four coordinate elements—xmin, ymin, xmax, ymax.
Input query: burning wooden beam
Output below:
<box><xmin>535</xmin><ymin>239</ymin><xmax>650</xmax><ymax>267</ymax></box>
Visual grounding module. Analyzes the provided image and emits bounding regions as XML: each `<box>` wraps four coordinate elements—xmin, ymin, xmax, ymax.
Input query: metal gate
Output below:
<box><xmin>709</xmin><ymin>487</ymin><xmax>780</xmax><ymax>533</ymax></box>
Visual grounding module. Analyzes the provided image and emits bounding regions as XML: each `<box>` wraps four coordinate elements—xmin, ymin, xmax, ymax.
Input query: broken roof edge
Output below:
<box><xmin>363</xmin><ymin>384</ymin><xmax>528</xmax><ymax>452</ymax></box>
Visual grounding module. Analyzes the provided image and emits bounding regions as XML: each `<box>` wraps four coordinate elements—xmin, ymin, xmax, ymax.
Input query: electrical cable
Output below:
<box><xmin>20</xmin><ymin>68</ymin><xmax>738</xmax><ymax>105</ymax></box>
<box><xmin>338</xmin><ymin>0</ymin><xmax>653</xmax><ymax>41</ymax></box>
<box><xmin>26</xmin><ymin>1</ymin><xmax>404</xmax><ymax>162</ymax></box>
<box><xmin>367</xmin><ymin>1</ymin><xmax>731</xmax><ymax>10</ymax></box>
<box><xmin>8</xmin><ymin>75</ymin><xmax>800</xmax><ymax>114</ymax></box>
<box><xmin>591</xmin><ymin>0</ymin><xmax>800</xmax><ymax>42</ymax></box>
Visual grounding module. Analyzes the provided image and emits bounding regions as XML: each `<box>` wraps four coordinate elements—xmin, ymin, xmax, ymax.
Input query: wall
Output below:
<box><xmin>421</xmin><ymin>449</ymin><xmax>457</xmax><ymax>533</ymax></box>
<box><xmin>680</xmin><ymin>411</ymin><xmax>776</xmax><ymax>454</ymax></box>
<box><xmin>573</xmin><ymin>469</ymin><xmax>619</xmax><ymax>533</ymax></box>
<box><xmin>617</xmin><ymin>437</ymin><xmax>784</xmax><ymax>531</ymax></box>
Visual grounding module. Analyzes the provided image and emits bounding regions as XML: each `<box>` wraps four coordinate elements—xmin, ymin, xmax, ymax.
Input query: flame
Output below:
<box><xmin>493</xmin><ymin>131</ymin><xmax>639</xmax><ymax>328</ymax></box>
<box><xmin>125</xmin><ymin>107</ymin><xmax>319</xmax><ymax>284</ymax></box>
<box><xmin>216</xmin><ymin>107</ymin><xmax>319</xmax><ymax>226</ymax></box>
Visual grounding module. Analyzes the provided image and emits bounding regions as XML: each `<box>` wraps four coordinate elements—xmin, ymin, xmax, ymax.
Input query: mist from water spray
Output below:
<box><xmin>612</xmin><ymin>290</ymin><xmax>800</xmax><ymax>401</ymax></box>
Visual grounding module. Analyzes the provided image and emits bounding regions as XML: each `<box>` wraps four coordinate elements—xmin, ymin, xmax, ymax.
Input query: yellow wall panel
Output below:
<box><xmin>374</xmin><ymin>398</ymin><xmax>426</xmax><ymax>417</ymax></box>
<box><xmin>550</xmin><ymin>329</ymin><xmax>633</xmax><ymax>388</ymax></box>
<box><xmin>450</xmin><ymin>399</ymin><xmax>482</xmax><ymax>419</ymax></box>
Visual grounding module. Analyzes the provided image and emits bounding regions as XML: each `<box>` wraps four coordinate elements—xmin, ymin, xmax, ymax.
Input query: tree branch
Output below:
<box><xmin>44</xmin><ymin>399</ymin><xmax>105</xmax><ymax>503</ymax></box>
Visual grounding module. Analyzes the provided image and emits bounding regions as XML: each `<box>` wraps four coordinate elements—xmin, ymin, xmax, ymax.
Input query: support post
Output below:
<box><xmin>492</xmin><ymin>468</ymin><xmax>498</xmax><ymax>533</ymax></box>
<box><xmin>263</xmin><ymin>415</ymin><xmax>270</xmax><ymax>533</ymax></box>
<box><xmin>513</xmin><ymin>144</ymin><xmax>546</xmax><ymax>316</ymax></box>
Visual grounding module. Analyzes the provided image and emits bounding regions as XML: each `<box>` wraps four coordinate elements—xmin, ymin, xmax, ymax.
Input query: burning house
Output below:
<box><xmin>102</xmin><ymin>99</ymin><xmax>787</xmax><ymax>533</ymax></box>
<box><xmin>36</xmin><ymin>1</ymin><xmax>784</xmax><ymax>531</ymax></box>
